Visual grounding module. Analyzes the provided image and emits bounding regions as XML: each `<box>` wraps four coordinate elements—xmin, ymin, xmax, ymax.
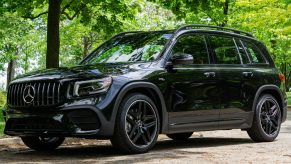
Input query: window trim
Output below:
<box><xmin>207</xmin><ymin>34</ymin><xmax>244</xmax><ymax>65</ymax></box>
<box><xmin>167</xmin><ymin>32</ymin><xmax>211</xmax><ymax>66</ymax></box>
<box><xmin>240</xmin><ymin>39</ymin><xmax>268</xmax><ymax>65</ymax></box>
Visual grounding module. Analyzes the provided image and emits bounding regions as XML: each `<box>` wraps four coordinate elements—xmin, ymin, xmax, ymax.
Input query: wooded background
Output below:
<box><xmin>0</xmin><ymin>0</ymin><xmax>290</xmax><ymax>91</ymax></box>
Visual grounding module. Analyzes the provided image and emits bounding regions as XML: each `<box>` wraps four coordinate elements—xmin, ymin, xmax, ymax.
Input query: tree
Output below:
<box><xmin>229</xmin><ymin>0</ymin><xmax>291</xmax><ymax>90</ymax></box>
<box><xmin>0</xmin><ymin>13</ymin><xmax>33</xmax><ymax>85</ymax></box>
<box><xmin>1</xmin><ymin>0</ymin><xmax>138</xmax><ymax>68</ymax></box>
<box><xmin>150</xmin><ymin>0</ymin><xmax>233</xmax><ymax>26</ymax></box>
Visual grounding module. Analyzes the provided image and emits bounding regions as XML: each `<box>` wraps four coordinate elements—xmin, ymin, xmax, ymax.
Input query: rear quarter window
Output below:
<box><xmin>242</xmin><ymin>41</ymin><xmax>267</xmax><ymax>64</ymax></box>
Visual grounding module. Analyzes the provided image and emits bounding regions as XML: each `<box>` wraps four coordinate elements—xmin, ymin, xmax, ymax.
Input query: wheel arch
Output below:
<box><xmin>111</xmin><ymin>81</ymin><xmax>169</xmax><ymax>133</ymax></box>
<box><xmin>253</xmin><ymin>85</ymin><xmax>286</xmax><ymax>122</ymax></box>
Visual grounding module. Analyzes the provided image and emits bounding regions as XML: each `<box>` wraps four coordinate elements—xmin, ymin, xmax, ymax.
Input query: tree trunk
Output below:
<box><xmin>220</xmin><ymin>0</ymin><xmax>229</xmax><ymax>27</ymax></box>
<box><xmin>6</xmin><ymin>48</ymin><xmax>18</xmax><ymax>88</ymax></box>
<box><xmin>46</xmin><ymin>0</ymin><xmax>61</xmax><ymax>68</ymax></box>
<box><xmin>82</xmin><ymin>36</ymin><xmax>90</xmax><ymax>59</ymax></box>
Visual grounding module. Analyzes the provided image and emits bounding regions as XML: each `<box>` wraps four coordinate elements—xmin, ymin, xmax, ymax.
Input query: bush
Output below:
<box><xmin>0</xmin><ymin>91</ymin><xmax>6</xmax><ymax>122</ymax></box>
<box><xmin>287</xmin><ymin>92</ymin><xmax>291</xmax><ymax>106</ymax></box>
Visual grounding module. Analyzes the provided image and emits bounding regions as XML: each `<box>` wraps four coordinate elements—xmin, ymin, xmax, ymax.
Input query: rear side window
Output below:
<box><xmin>209</xmin><ymin>35</ymin><xmax>241</xmax><ymax>64</ymax></box>
<box><xmin>243</xmin><ymin>41</ymin><xmax>266</xmax><ymax>64</ymax></box>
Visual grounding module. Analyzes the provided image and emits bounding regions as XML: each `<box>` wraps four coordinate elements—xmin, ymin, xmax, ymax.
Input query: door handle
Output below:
<box><xmin>242</xmin><ymin>71</ymin><xmax>253</xmax><ymax>77</ymax></box>
<box><xmin>204</xmin><ymin>72</ymin><xmax>216</xmax><ymax>78</ymax></box>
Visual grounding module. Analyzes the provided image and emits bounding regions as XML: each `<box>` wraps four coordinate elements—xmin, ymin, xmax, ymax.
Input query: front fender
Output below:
<box><xmin>110</xmin><ymin>81</ymin><xmax>169</xmax><ymax>133</ymax></box>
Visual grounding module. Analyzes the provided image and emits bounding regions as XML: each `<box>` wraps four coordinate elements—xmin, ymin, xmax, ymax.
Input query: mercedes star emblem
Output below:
<box><xmin>23</xmin><ymin>85</ymin><xmax>35</xmax><ymax>104</ymax></box>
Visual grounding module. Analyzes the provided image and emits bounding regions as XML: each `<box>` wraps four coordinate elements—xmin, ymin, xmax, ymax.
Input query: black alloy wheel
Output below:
<box><xmin>259</xmin><ymin>97</ymin><xmax>281</xmax><ymax>136</ymax></box>
<box><xmin>125</xmin><ymin>100</ymin><xmax>158</xmax><ymax>147</ymax></box>
<box><xmin>247</xmin><ymin>94</ymin><xmax>281</xmax><ymax>142</ymax></box>
<box><xmin>21</xmin><ymin>136</ymin><xmax>65</xmax><ymax>151</ymax></box>
<box><xmin>111</xmin><ymin>93</ymin><xmax>160</xmax><ymax>154</ymax></box>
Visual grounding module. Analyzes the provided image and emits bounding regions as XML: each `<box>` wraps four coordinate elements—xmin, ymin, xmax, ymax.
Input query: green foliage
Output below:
<box><xmin>287</xmin><ymin>92</ymin><xmax>291</xmax><ymax>105</ymax></box>
<box><xmin>0</xmin><ymin>91</ymin><xmax>6</xmax><ymax>122</ymax></box>
<box><xmin>0</xmin><ymin>123</ymin><xmax>4</xmax><ymax>136</ymax></box>
<box><xmin>0</xmin><ymin>0</ymin><xmax>289</xmax><ymax>89</ymax></box>
<box><xmin>229</xmin><ymin>0</ymin><xmax>291</xmax><ymax>89</ymax></box>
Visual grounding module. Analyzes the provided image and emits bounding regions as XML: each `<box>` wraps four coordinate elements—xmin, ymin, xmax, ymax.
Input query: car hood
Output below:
<box><xmin>11</xmin><ymin>62</ymin><xmax>153</xmax><ymax>83</ymax></box>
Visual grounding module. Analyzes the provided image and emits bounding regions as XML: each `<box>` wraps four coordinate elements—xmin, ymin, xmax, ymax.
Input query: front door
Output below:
<box><xmin>163</xmin><ymin>33</ymin><xmax>220</xmax><ymax>133</ymax></box>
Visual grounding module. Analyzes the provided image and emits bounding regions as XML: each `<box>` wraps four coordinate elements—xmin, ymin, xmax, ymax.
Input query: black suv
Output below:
<box><xmin>3</xmin><ymin>25</ymin><xmax>287</xmax><ymax>154</ymax></box>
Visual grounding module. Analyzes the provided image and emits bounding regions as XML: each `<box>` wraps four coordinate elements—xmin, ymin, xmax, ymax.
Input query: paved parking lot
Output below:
<box><xmin>0</xmin><ymin>111</ymin><xmax>290</xmax><ymax>163</ymax></box>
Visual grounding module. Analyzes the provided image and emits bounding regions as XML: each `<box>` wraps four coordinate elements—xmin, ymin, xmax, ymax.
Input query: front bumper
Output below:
<box><xmin>3</xmin><ymin>105</ymin><xmax>114</xmax><ymax>138</ymax></box>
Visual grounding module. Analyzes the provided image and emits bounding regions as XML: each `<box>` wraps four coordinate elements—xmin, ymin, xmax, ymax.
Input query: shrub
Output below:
<box><xmin>0</xmin><ymin>91</ymin><xmax>6</xmax><ymax>122</ymax></box>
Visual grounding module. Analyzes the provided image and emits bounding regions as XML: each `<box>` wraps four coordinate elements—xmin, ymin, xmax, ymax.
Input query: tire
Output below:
<box><xmin>166</xmin><ymin>132</ymin><xmax>193</xmax><ymax>141</ymax></box>
<box><xmin>110</xmin><ymin>93</ymin><xmax>160</xmax><ymax>154</ymax></box>
<box><xmin>21</xmin><ymin>136</ymin><xmax>65</xmax><ymax>151</ymax></box>
<box><xmin>247</xmin><ymin>94</ymin><xmax>282</xmax><ymax>142</ymax></box>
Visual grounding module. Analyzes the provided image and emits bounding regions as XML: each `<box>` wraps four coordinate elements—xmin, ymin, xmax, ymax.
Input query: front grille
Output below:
<box><xmin>7</xmin><ymin>82</ymin><xmax>63</xmax><ymax>107</ymax></box>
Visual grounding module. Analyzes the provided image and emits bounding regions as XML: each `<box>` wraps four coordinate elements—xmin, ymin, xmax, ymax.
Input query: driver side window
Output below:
<box><xmin>171</xmin><ymin>34</ymin><xmax>209</xmax><ymax>65</ymax></box>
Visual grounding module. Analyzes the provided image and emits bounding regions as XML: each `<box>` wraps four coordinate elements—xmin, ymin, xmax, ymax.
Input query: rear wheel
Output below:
<box><xmin>110</xmin><ymin>93</ymin><xmax>160</xmax><ymax>154</ymax></box>
<box><xmin>167</xmin><ymin>132</ymin><xmax>193</xmax><ymax>141</ymax></box>
<box><xmin>21</xmin><ymin>136</ymin><xmax>65</xmax><ymax>151</ymax></box>
<box><xmin>247</xmin><ymin>94</ymin><xmax>281</xmax><ymax>142</ymax></box>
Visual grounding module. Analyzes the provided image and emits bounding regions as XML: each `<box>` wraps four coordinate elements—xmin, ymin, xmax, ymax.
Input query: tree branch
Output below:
<box><xmin>62</xmin><ymin>10</ymin><xmax>79</xmax><ymax>20</ymax></box>
<box><xmin>61</xmin><ymin>0</ymin><xmax>75</xmax><ymax>13</ymax></box>
<box><xmin>22</xmin><ymin>11</ymin><xmax>48</xmax><ymax>19</ymax></box>
<box><xmin>61</xmin><ymin>3</ymin><xmax>85</xmax><ymax>20</ymax></box>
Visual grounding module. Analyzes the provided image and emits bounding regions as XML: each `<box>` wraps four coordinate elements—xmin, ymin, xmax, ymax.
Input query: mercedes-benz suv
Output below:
<box><xmin>3</xmin><ymin>25</ymin><xmax>288</xmax><ymax>154</ymax></box>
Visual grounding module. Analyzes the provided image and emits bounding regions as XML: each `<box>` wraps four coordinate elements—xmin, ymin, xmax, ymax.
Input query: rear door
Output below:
<box><xmin>207</xmin><ymin>34</ymin><xmax>252</xmax><ymax>129</ymax></box>
<box><xmin>239</xmin><ymin>39</ymin><xmax>273</xmax><ymax>112</ymax></box>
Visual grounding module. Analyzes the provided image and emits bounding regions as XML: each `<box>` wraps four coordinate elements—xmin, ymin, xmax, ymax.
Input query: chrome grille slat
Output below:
<box><xmin>52</xmin><ymin>83</ymin><xmax>55</xmax><ymax>104</ymax></box>
<box><xmin>7</xmin><ymin>82</ymin><xmax>62</xmax><ymax>107</ymax></box>
<box><xmin>37</xmin><ymin>83</ymin><xmax>41</xmax><ymax>106</ymax></box>
<box><xmin>57</xmin><ymin>83</ymin><xmax>60</xmax><ymax>103</ymax></box>
<box><xmin>42</xmin><ymin>83</ymin><xmax>46</xmax><ymax>106</ymax></box>
<box><xmin>15</xmin><ymin>84</ymin><xmax>18</xmax><ymax>106</ymax></box>
<box><xmin>33</xmin><ymin>83</ymin><xmax>37</xmax><ymax>106</ymax></box>
<box><xmin>47</xmin><ymin>83</ymin><xmax>50</xmax><ymax>105</ymax></box>
<box><xmin>20</xmin><ymin>84</ymin><xmax>24</xmax><ymax>106</ymax></box>
<box><xmin>13</xmin><ymin>84</ymin><xmax>16</xmax><ymax>105</ymax></box>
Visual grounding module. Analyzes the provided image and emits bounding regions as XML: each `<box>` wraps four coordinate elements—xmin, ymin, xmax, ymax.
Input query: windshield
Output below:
<box><xmin>81</xmin><ymin>32</ymin><xmax>172</xmax><ymax>64</ymax></box>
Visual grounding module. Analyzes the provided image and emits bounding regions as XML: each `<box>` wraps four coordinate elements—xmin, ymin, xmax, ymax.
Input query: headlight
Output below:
<box><xmin>73</xmin><ymin>77</ymin><xmax>112</xmax><ymax>96</ymax></box>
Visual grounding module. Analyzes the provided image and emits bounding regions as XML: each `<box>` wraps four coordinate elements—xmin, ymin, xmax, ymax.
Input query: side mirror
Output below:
<box><xmin>171</xmin><ymin>53</ymin><xmax>193</xmax><ymax>65</ymax></box>
<box><xmin>165</xmin><ymin>61</ymin><xmax>175</xmax><ymax>73</ymax></box>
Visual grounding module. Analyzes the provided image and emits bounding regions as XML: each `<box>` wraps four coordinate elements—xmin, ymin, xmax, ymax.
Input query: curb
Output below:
<box><xmin>0</xmin><ymin>137</ymin><xmax>22</xmax><ymax>146</ymax></box>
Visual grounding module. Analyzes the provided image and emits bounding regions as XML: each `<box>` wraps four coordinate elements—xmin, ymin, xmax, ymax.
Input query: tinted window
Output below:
<box><xmin>209</xmin><ymin>35</ymin><xmax>241</xmax><ymax>64</ymax></box>
<box><xmin>82</xmin><ymin>32</ymin><xmax>172</xmax><ymax>64</ymax></box>
<box><xmin>243</xmin><ymin>41</ymin><xmax>266</xmax><ymax>64</ymax></box>
<box><xmin>235</xmin><ymin>39</ymin><xmax>250</xmax><ymax>64</ymax></box>
<box><xmin>171</xmin><ymin>34</ymin><xmax>209</xmax><ymax>64</ymax></box>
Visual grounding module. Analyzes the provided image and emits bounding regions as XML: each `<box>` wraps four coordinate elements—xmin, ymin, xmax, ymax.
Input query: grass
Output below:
<box><xmin>0</xmin><ymin>91</ymin><xmax>6</xmax><ymax>137</ymax></box>
<box><xmin>0</xmin><ymin>122</ymin><xmax>4</xmax><ymax>137</ymax></box>
<box><xmin>0</xmin><ymin>106</ymin><xmax>4</xmax><ymax>137</ymax></box>
<box><xmin>287</xmin><ymin>92</ymin><xmax>291</xmax><ymax>106</ymax></box>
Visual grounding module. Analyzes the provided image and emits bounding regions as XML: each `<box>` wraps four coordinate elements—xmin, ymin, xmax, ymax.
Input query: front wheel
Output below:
<box><xmin>21</xmin><ymin>136</ymin><xmax>65</xmax><ymax>151</ymax></box>
<box><xmin>110</xmin><ymin>93</ymin><xmax>160</xmax><ymax>154</ymax></box>
<box><xmin>247</xmin><ymin>94</ymin><xmax>282</xmax><ymax>142</ymax></box>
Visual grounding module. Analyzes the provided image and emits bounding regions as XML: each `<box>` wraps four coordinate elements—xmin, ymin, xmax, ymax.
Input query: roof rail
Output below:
<box><xmin>175</xmin><ymin>24</ymin><xmax>254</xmax><ymax>37</ymax></box>
<box><xmin>114</xmin><ymin>31</ymin><xmax>144</xmax><ymax>38</ymax></box>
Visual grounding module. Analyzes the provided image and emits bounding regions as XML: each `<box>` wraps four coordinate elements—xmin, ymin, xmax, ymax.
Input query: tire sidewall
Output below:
<box><xmin>254</xmin><ymin>94</ymin><xmax>282</xmax><ymax>141</ymax></box>
<box><xmin>118</xmin><ymin>93</ymin><xmax>160</xmax><ymax>153</ymax></box>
